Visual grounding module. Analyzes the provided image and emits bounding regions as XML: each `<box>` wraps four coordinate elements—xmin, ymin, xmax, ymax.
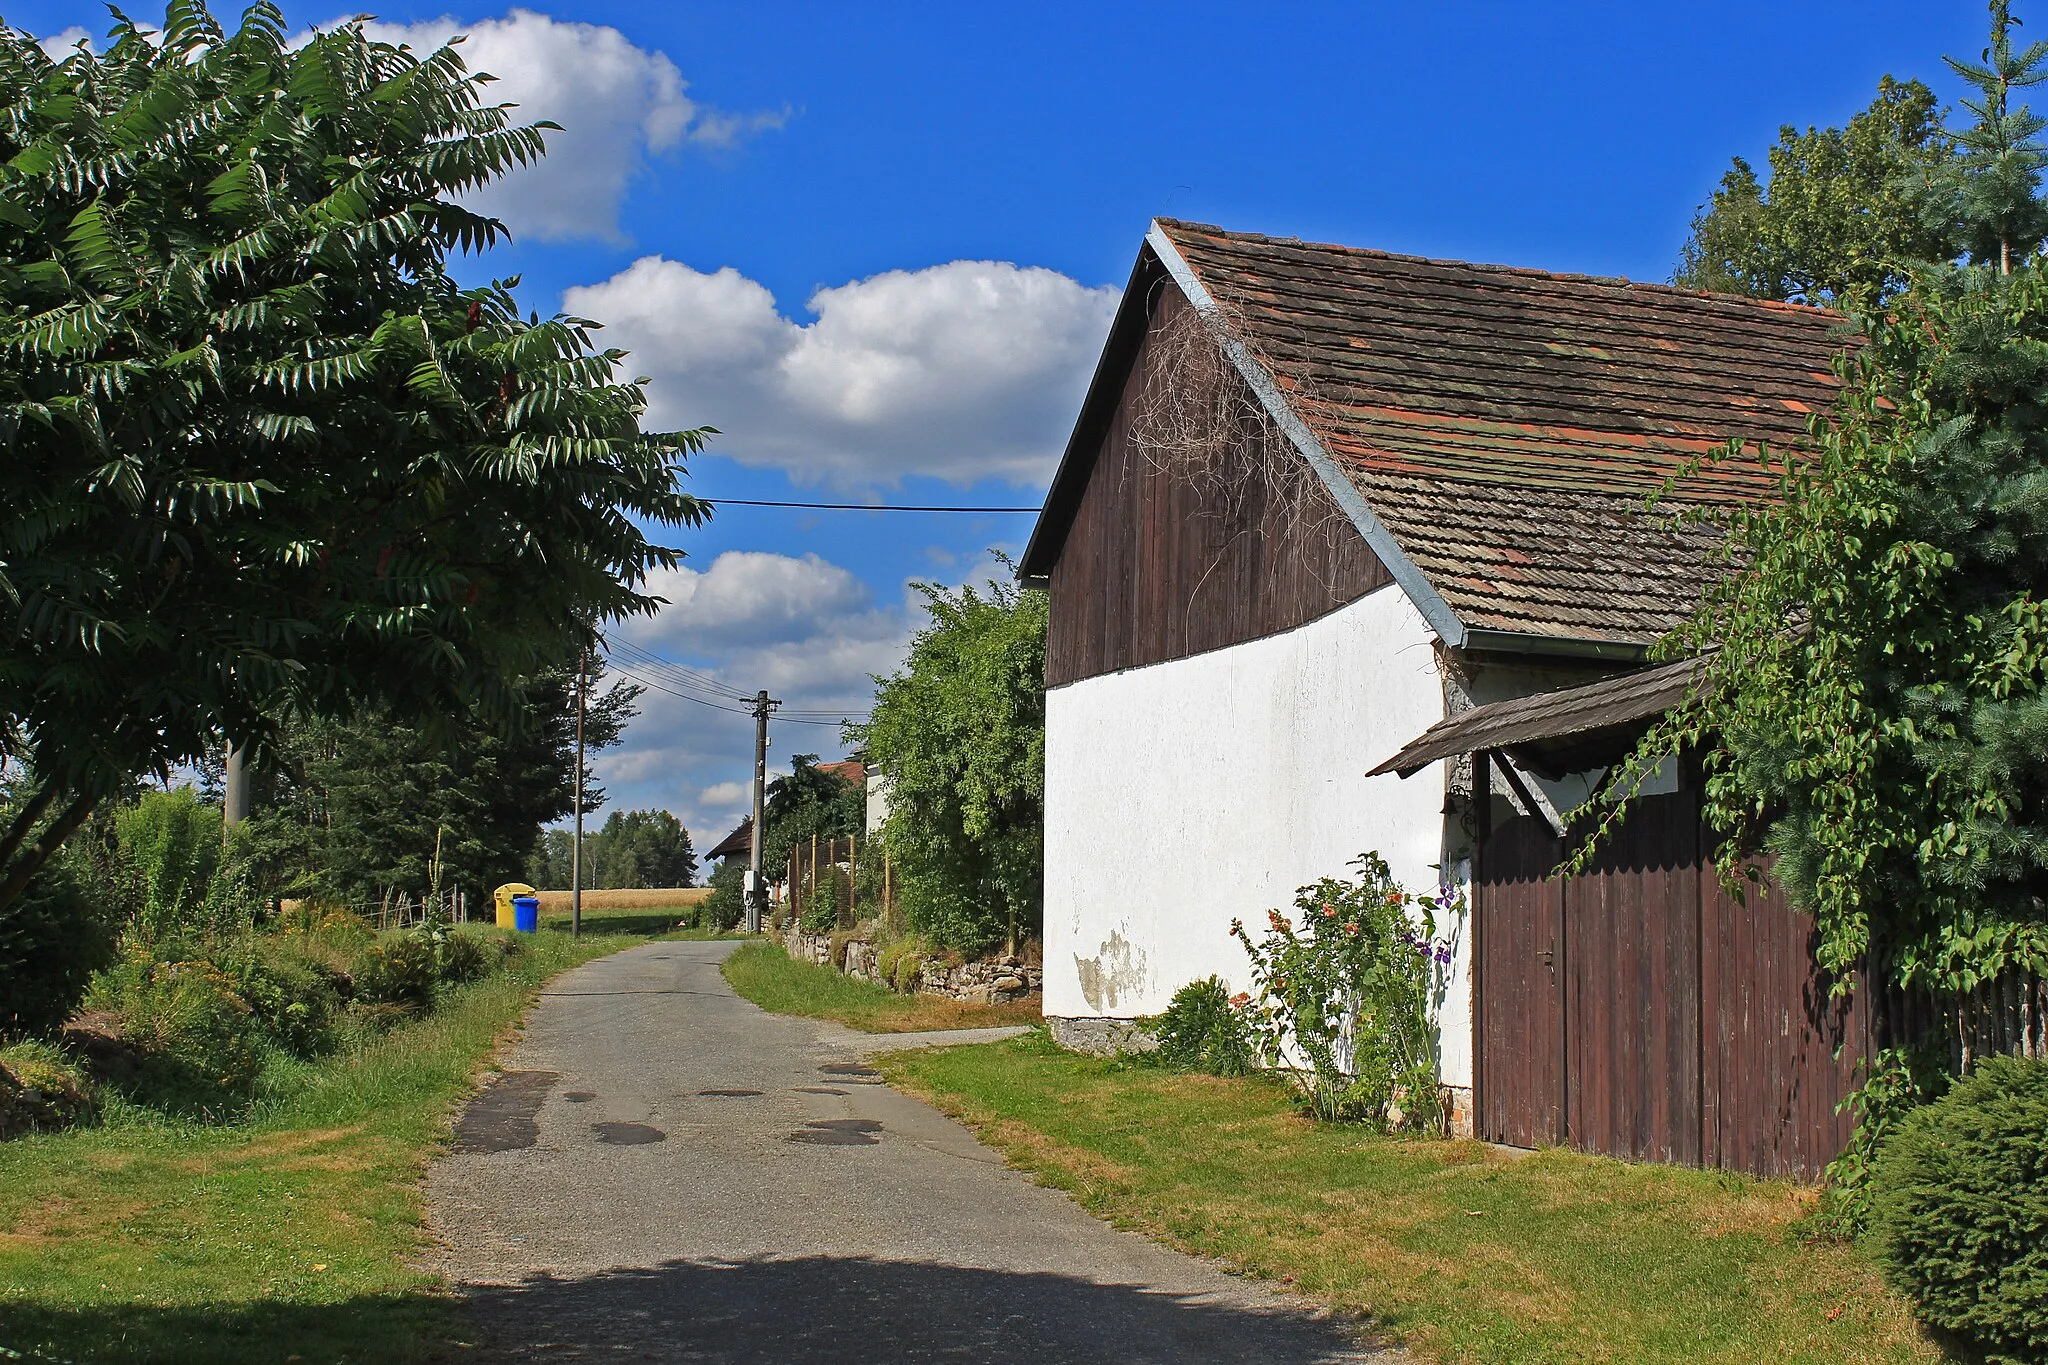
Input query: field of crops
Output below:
<box><xmin>530</xmin><ymin>888</ymin><xmax>713</xmax><ymax>910</ymax></box>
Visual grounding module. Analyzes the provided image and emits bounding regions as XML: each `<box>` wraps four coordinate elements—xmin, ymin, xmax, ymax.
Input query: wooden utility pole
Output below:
<box><xmin>746</xmin><ymin>689</ymin><xmax>779</xmax><ymax>933</ymax></box>
<box><xmin>572</xmin><ymin>644</ymin><xmax>588</xmax><ymax>939</ymax></box>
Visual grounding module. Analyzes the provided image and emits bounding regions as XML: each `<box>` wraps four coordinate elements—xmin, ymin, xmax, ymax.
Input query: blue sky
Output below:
<box><xmin>23</xmin><ymin>0</ymin><xmax>1996</xmax><ymax>850</ymax></box>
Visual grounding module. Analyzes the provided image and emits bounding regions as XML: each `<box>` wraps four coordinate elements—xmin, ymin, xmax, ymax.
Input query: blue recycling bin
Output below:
<box><xmin>512</xmin><ymin>894</ymin><xmax>539</xmax><ymax>934</ymax></box>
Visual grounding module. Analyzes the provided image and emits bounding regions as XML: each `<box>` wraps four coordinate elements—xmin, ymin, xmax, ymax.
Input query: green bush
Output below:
<box><xmin>1868</xmin><ymin>1054</ymin><xmax>2048</xmax><ymax>1363</ymax></box>
<box><xmin>0</xmin><ymin>1041</ymin><xmax>96</xmax><ymax>1137</ymax></box>
<box><xmin>113</xmin><ymin>787</ymin><xmax>222</xmax><ymax>940</ymax></box>
<box><xmin>85</xmin><ymin>958</ymin><xmax>266</xmax><ymax>1115</ymax></box>
<box><xmin>209</xmin><ymin>939</ymin><xmax>348</xmax><ymax>1058</ymax></box>
<box><xmin>353</xmin><ymin>932</ymin><xmax>441</xmax><ymax>1010</ymax></box>
<box><xmin>701</xmin><ymin>860</ymin><xmax>745</xmax><ymax>933</ymax></box>
<box><xmin>1234</xmin><ymin>852</ymin><xmax>1456</xmax><ymax>1130</ymax></box>
<box><xmin>0</xmin><ymin>855</ymin><xmax>116</xmax><ymax>1038</ymax></box>
<box><xmin>1150</xmin><ymin>976</ymin><xmax>1256</xmax><ymax>1076</ymax></box>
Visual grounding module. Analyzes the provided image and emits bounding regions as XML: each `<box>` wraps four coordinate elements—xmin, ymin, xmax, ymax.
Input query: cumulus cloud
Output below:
<box><xmin>565</xmin><ymin>257</ymin><xmax>1120</xmax><ymax>487</ymax></box>
<box><xmin>594</xmin><ymin>550</ymin><xmax>918</xmax><ymax>842</ymax></box>
<box><xmin>636</xmin><ymin>551</ymin><xmax>871</xmax><ymax>649</ymax></box>
<box><xmin>350</xmin><ymin>10</ymin><xmax>785</xmax><ymax>242</ymax></box>
<box><xmin>38</xmin><ymin>27</ymin><xmax>92</xmax><ymax>60</ymax></box>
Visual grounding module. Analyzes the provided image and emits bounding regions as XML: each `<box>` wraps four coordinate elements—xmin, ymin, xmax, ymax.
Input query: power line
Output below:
<box><xmin>702</xmin><ymin>498</ymin><xmax>1040</xmax><ymax>513</ymax></box>
<box><xmin>603</xmin><ymin>655</ymin><xmax>868</xmax><ymax>729</ymax></box>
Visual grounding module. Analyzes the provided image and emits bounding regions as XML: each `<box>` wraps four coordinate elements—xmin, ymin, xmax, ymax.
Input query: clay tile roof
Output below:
<box><xmin>816</xmin><ymin>758</ymin><xmax>867</xmax><ymax>787</ymax></box>
<box><xmin>1153</xmin><ymin>220</ymin><xmax>1854</xmax><ymax>646</ymax></box>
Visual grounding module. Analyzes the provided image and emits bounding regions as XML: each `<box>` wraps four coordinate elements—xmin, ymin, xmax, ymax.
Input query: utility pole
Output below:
<box><xmin>746</xmin><ymin>689</ymin><xmax>780</xmax><ymax>933</ymax></box>
<box><xmin>572</xmin><ymin>644</ymin><xmax>588</xmax><ymax>940</ymax></box>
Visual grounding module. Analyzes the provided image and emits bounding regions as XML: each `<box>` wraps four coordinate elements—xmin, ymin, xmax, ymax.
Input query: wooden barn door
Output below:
<box><xmin>1564</xmin><ymin>791</ymin><xmax>1702</xmax><ymax>1165</ymax></box>
<box><xmin>1476</xmin><ymin>814</ymin><xmax>1565</xmax><ymax>1148</ymax></box>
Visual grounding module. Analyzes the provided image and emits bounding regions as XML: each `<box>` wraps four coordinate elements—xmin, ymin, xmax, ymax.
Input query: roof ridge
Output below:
<box><xmin>1152</xmin><ymin>217</ymin><xmax>1848</xmax><ymax>321</ymax></box>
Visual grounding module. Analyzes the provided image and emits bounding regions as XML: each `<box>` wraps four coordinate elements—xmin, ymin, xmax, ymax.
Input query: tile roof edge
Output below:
<box><xmin>1151</xmin><ymin>217</ymin><xmax>1848</xmax><ymax>321</ymax></box>
<box><xmin>1146</xmin><ymin>218</ymin><xmax>1472</xmax><ymax>648</ymax></box>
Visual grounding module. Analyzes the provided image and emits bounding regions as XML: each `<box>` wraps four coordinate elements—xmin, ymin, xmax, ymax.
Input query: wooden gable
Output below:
<box><xmin>1044</xmin><ymin>285</ymin><xmax>1392</xmax><ymax>689</ymax></box>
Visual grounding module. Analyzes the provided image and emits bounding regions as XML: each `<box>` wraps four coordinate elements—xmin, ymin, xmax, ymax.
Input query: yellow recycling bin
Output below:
<box><xmin>493</xmin><ymin>883</ymin><xmax>536</xmax><ymax>929</ymax></box>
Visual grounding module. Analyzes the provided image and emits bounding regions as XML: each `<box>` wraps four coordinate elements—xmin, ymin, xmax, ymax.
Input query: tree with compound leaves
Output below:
<box><xmin>0</xmin><ymin>4</ymin><xmax>708</xmax><ymax>914</ymax></box>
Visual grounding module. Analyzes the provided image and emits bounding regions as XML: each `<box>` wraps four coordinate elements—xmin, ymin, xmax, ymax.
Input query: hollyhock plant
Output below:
<box><xmin>1230</xmin><ymin>852</ymin><xmax>1459</xmax><ymax>1130</ymax></box>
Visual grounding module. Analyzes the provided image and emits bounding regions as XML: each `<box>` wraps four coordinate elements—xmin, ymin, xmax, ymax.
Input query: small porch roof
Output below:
<box><xmin>1369</xmin><ymin>655</ymin><xmax>1701</xmax><ymax>778</ymax></box>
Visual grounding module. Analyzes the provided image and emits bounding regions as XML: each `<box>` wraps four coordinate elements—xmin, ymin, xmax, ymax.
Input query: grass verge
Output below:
<box><xmin>878</xmin><ymin>1032</ymin><xmax>1942</xmax><ymax>1365</ymax></box>
<box><xmin>721</xmin><ymin>941</ymin><xmax>1041</xmax><ymax>1033</ymax></box>
<box><xmin>0</xmin><ymin>929</ymin><xmax>643</xmax><ymax>1365</ymax></box>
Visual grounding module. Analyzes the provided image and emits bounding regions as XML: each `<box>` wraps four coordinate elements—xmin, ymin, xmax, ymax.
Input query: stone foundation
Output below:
<box><xmin>777</xmin><ymin>927</ymin><xmax>1043</xmax><ymax>1004</ymax></box>
<box><xmin>1045</xmin><ymin>1015</ymin><xmax>1158</xmax><ymax>1056</ymax></box>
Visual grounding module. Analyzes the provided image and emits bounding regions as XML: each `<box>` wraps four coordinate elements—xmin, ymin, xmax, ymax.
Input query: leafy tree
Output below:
<box><xmin>0</xmin><ymin>5</ymin><xmax>708</xmax><ymax>915</ymax></box>
<box><xmin>1674</xmin><ymin>75</ymin><xmax>1957</xmax><ymax>311</ymax></box>
<box><xmin>852</xmin><ymin>574</ymin><xmax>1046</xmax><ymax>955</ymax></box>
<box><xmin>590</xmin><ymin>809</ymin><xmax>696</xmax><ymax>889</ymax></box>
<box><xmin>530</xmin><ymin>809</ymin><xmax>696</xmax><ymax>889</ymax></box>
<box><xmin>1604</xmin><ymin>5</ymin><xmax>2048</xmax><ymax>1011</ymax></box>
<box><xmin>761</xmin><ymin>754</ymin><xmax>864</xmax><ymax>874</ymax></box>
<box><xmin>236</xmin><ymin>659</ymin><xmax>638</xmax><ymax>906</ymax></box>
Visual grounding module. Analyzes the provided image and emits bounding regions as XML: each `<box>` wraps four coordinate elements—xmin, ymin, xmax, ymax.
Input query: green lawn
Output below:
<box><xmin>880</xmin><ymin>1033</ymin><xmax>1945</xmax><ymax>1365</ymax></box>
<box><xmin>0</xmin><ymin>930</ymin><xmax>643</xmax><ymax>1365</ymax></box>
<box><xmin>721</xmin><ymin>941</ymin><xmax>1042</xmax><ymax>1033</ymax></box>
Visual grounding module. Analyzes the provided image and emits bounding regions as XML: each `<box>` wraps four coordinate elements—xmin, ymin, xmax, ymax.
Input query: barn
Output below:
<box><xmin>1017</xmin><ymin>219</ymin><xmax>1857</xmax><ymax>1165</ymax></box>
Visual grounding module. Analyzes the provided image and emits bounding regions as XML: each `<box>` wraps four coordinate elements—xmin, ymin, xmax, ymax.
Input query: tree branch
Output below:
<box><xmin>0</xmin><ymin>782</ymin><xmax>59</xmax><ymax>874</ymax></box>
<box><xmin>0</xmin><ymin>793</ymin><xmax>98</xmax><ymax>916</ymax></box>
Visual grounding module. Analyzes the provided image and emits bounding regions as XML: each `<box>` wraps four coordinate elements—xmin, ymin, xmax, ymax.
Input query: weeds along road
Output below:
<box><xmin>426</xmin><ymin>939</ymin><xmax>1388</xmax><ymax>1363</ymax></box>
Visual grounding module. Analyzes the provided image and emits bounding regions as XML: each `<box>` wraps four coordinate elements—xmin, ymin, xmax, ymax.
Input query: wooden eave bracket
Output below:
<box><xmin>1489</xmin><ymin>749</ymin><xmax>1570</xmax><ymax>839</ymax></box>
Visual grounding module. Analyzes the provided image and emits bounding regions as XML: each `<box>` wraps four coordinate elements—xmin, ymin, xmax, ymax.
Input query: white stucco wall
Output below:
<box><xmin>1043</xmin><ymin>582</ymin><xmax>1473</xmax><ymax>1089</ymax></box>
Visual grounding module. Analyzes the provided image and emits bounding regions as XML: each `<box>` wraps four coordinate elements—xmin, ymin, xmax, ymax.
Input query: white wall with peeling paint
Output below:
<box><xmin>1043</xmin><ymin>581</ymin><xmax>1473</xmax><ymax>1090</ymax></box>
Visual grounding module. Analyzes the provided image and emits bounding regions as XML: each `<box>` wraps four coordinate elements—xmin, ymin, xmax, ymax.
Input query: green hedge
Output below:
<box><xmin>1868</xmin><ymin>1054</ymin><xmax>2048</xmax><ymax>1363</ymax></box>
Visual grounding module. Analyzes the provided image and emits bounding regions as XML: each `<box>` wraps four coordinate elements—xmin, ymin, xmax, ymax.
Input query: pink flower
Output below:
<box><xmin>1229</xmin><ymin>992</ymin><xmax>1252</xmax><ymax>1008</ymax></box>
<box><xmin>1322</xmin><ymin>905</ymin><xmax>1338</xmax><ymax>918</ymax></box>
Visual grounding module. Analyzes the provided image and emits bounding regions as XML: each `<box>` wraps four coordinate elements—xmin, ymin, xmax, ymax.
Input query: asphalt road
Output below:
<box><xmin>425</xmin><ymin>938</ymin><xmax>1388</xmax><ymax>1363</ymax></box>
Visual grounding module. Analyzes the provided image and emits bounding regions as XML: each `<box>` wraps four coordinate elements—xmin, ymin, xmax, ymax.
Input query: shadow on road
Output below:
<box><xmin>460</xmin><ymin>1254</ymin><xmax>1376</xmax><ymax>1364</ymax></box>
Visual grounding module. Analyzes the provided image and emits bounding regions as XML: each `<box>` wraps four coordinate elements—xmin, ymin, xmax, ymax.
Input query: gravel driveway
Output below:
<box><xmin>425</xmin><ymin>938</ymin><xmax>1387</xmax><ymax>1363</ymax></box>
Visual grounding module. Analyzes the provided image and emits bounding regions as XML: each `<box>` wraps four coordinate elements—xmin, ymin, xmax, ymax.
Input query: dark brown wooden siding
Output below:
<box><xmin>1044</xmin><ymin>288</ymin><xmax>1391</xmax><ymax>688</ymax></box>
<box><xmin>1476</xmin><ymin>814</ymin><xmax>1565</xmax><ymax>1149</ymax></box>
<box><xmin>1566</xmin><ymin>793</ymin><xmax>1701</xmax><ymax>1166</ymax></box>
<box><xmin>1701</xmin><ymin>868</ymin><xmax>1862</xmax><ymax>1181</ymax></box>
<box><xmin>1476</xmin><ymin>788</ymin><xmax>1864</xmax><ymax>1181</ymax></box>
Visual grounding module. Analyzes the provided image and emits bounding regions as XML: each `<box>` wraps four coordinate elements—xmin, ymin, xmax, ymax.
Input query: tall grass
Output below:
<box><xmin>0</xmin><ymin>931</ymin><xmax>639</xmax><ymax>1365</ymax></box>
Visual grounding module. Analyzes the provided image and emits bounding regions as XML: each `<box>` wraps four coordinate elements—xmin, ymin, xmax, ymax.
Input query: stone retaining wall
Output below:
<box><xmin>777</xmin><ymin>927</ymin><xmax>1043</xmax><ymax>1005</ymax></box>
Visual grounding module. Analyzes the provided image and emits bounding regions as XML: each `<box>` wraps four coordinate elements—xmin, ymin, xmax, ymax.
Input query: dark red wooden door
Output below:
<box><xmin>1564</xmin><ymin>792</ymin><xmax>1702</xmax><ymax>1165</ymax></box>
<box><xmin>1477</xmin><ymin>815</ymin><xmax>1565</xmax><ymax>1148</ymax></box>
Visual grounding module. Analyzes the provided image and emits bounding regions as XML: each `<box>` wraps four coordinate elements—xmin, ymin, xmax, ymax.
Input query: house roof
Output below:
<box><xmin>816</xmin><ymin>758</ymin><xmax>867</xmax><ymax>787</ymax></box>
<box><xmin>706</xmin><ymin>818</ymin><xmax>752</xmax><ymax>861</ymax></box>
<box><xmin>1368</xmin><ymin>655</ymin><xmax>1701</xmax><ymax>778</ymax></box>
<box><xmin>1020</xmin><ymin>220</ymin><xmax>1853</xmax><ymax>651</ymax></box>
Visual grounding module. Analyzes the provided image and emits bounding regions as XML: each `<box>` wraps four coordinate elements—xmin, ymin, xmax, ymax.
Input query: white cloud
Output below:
<box><xmin>593</xmin><ymin>550</ymin><xmax>914</xmax><ymax>842</ymax></box>
<box><xmin>350</xmin><ymin>10</ymin><xmax>784</xmax><ymax>242</ymax></box>
<box><xmin>698</xmin><ymin>780</ymin><xmax>749</xmax><ymax>808</ymax></box>
<box><xmin>566</xmin><ymin>257</ymin><xmax>1120</xmax><ymax>487</ymax></box>
<box><xmin>38</xmin><ymin>27</ymin><xmax>91</xmax><ymax>60</ymax></box>
<box><xmin>637</xmin><ymin>551</ymin><xmax>870</xmax><ymax>649</ymax></box>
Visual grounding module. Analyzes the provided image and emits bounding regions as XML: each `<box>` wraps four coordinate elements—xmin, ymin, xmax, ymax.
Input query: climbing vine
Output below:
<box><xmin>1588</xmin><ymin>264</ymin><xmax>2048</xmax><ymax>999</ymax></box>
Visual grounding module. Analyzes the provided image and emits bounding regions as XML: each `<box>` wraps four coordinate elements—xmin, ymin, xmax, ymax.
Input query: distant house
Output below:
<box><xmin>705</xmin><ymin>818</ymin><xmax>754</xmax><ymax>865</ymax></box>
<box><xmin>1019</xmin><ymin>219</ymin><xmax>1851</xmax><ymax>1163</ymax></box>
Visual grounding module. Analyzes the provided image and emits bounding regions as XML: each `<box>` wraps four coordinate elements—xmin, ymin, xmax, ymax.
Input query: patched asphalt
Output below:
<box><xmin>425</xmin><ymin>939</ymin><xmax>1392</xmax><ymax>1363</ymax></box>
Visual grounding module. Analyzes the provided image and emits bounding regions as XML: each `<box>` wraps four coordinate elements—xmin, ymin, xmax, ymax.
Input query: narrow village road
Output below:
<box><xmin>426</xmin><ymin>939</ymin><xmax>1386</xmax><ymax>1363</ymax></box>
